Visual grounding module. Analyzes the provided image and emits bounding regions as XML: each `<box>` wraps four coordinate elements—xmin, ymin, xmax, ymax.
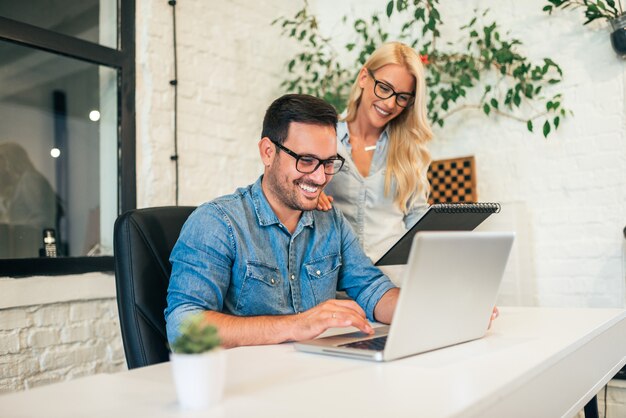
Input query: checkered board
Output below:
<box><xmin>427</xmin><ymin>156</ymin><xmax>477</xmax><ymax>205</ymax></box>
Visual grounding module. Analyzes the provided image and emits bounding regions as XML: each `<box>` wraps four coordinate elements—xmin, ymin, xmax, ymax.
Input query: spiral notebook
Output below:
<box><xmin>375</xmin><ymin>202</ymin><xmax>501</xmax><ymax>266</ymax></box>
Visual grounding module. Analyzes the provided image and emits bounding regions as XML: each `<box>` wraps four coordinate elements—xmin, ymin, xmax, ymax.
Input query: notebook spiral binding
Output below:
<box><xmin>431</xmin><ymin>202</ymin><xmax>501</xmax><ymax>214</ymax></box>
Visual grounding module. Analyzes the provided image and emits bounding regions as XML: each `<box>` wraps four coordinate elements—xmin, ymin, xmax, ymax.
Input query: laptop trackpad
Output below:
<box><xmin>317</xmin><ymin>325</ymin><xmax>390</xmax><ymax>347</ymax></box>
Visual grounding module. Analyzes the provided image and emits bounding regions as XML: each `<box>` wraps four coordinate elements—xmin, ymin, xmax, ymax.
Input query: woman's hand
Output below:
<box><xmin>488</xmin><ymin>306</ymin><xmax>499</xmax><ymax>329</ymax></box>
<box><xmin>316</xmin><ymin>191</ymin><xmax>334</xmax><ymax>211</ymax></box>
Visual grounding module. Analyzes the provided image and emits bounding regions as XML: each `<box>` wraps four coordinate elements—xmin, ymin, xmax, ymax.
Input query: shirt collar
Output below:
<box><xmin>250</xmin><ymin>176</ymin><xmax>314</xmax><ymax>229</ymax></box>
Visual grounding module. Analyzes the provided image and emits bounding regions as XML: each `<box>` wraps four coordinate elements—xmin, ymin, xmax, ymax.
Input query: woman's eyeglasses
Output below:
<box><xmin>367</xmin><ymin>69</ymin><xmax>415</xmax><ymax>108</ymax></box>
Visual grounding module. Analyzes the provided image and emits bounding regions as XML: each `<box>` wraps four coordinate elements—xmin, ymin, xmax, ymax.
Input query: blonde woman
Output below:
<box><xmin>320</xmin><ymin>42</ymin><xmax>433</xmax><ymax>262</ymax></box>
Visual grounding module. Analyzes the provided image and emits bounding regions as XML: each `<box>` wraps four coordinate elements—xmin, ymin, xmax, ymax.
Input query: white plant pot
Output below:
<box><xmin>170</xmin><ymin>349</ymin><xmax>226</xmax><ymax>409</ymax></box>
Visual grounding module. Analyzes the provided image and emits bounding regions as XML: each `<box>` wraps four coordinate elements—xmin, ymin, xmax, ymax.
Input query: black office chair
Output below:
<box><xmin>113</xmin><ymin>206</ymin><xmax>196</xmax><ymax>369</ymax></box>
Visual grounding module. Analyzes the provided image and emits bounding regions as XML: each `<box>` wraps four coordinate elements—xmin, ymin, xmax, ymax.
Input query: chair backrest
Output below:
<box><xmin>427</xmin><ymin>155</ymin><xmax>477</xmax><ymax>205</ymax></box>
<box><xmin>113</xmin><ymin>206</ymin><xmax>196</xmax><ymax>369</ymax></box>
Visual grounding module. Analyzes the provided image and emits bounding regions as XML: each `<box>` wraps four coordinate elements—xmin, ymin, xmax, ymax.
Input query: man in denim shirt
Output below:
<box><xmin>165</xmin><ymin>94</ymin><xmax>399</xmax><ymax>348</ymax></box>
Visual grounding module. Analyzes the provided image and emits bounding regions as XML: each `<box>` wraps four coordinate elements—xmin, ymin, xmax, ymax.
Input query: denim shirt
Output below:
<box><xmin>324</xmin><ymin>121</ymin><xmax>428</xmax><ymax>262</ymax></box>
<box><xmin>165</xmin><ymin>176</ymin><xmax>396</xmax><ymax>343</ymax></box>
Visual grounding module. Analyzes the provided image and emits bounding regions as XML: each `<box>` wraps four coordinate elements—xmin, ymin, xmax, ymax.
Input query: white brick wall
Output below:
<box><xmin>0</xmin><ymin>299</ymin><xmax>125</xmax><ymax>394</ymax></box>
<box><xmin>136</xmin><ymin>0</ymin><xmax>301</xmax><ymax>208</ymax></box>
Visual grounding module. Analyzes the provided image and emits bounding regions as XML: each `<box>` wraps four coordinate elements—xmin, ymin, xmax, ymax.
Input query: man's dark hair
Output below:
<box><xmin>261</xmin><ymin>94</ymin><xmax>338</xmax><ymax>145</ymax></box>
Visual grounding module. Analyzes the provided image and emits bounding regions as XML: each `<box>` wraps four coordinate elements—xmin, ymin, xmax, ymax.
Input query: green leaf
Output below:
<box><xmin>483</xmin><ymin>103</ymin><xmax>491</xmax><ymax>115</ymax></box>
<box><xmin>414</xmin><ymin>7</ymin><xmax>425</xmax><ymax>21</ymax></box>
<box><xmin>554</xmin><ymin>116</ymin><xmax>560</xmax><ymax>129</ymax></box>
<box><xmin>433</xmin><ymin>7</ymin><xmax>442</xmax><ymax>21</ymax></box>
<box><xmin>504</xmin><ymin>90</ymin><xmax>513</xmax><ymax>106</ymax></box>
<box><xmin>543</xmin><ymin>120</ymin><xmax>551</xmax><ymax>138</ymax></box>
<box><xmin>527</xmin><ymin>120</ymin><xmax>533</xmax><ymax>132</ymax></box>
<box><xmin>490</xmin><ymin>98</ymin><xmax>498</xmax><ymax>109</ymax></box>
<box><xmin>386</xmin><ymin>0</ymin><xmax>393</xmax><ymax>17</ymax></box>
<box><xmin>524</xmin><ymin>84</ymin><xmax>533</xmax><ymax>98</ymax></box>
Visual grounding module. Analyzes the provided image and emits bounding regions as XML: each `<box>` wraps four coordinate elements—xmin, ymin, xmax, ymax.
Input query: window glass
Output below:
<box><xmin>0</xmin><ymin>40</ymin><xmax>117</xmax><ymax>259</ymax></box>
<box><xmin>0</xmin><ymin>0</ymin><xmax>117</xmax><ymax>49</ymax></box>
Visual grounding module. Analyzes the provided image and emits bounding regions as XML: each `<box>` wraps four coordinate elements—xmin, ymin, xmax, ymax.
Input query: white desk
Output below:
<box><xmin>1</xmin><ymin>307</ymin><xmax>625</xmax><ymax>418</ymax></box>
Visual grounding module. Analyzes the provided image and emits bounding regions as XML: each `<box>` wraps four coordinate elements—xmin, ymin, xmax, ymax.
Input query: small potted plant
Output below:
<box><xmin>544</xmin><ymin>0</ymin><xmax>626</xmax><ymax>57</ymax></box>
<box><xmin>169</xmin><ymin>313</ymin><xmax>225</xmax><ymax>409</ymax></box>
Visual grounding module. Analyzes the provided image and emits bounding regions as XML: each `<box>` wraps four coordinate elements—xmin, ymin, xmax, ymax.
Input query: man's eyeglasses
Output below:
<box><xmin>270</xmin><ymin>140</ymin><xmax>345</xmax><ymax>175</ymax></box>
<box><xmin>367</xmin><ymin>69</ymin><xmax>415</xmax><ymax>108</ymax></box>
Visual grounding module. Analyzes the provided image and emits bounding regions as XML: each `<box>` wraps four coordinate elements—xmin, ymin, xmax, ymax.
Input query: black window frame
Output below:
<box><xmin>0</xmin><ymin>1</ymin><xmax>135</xmax><ymax>277</ymax></box>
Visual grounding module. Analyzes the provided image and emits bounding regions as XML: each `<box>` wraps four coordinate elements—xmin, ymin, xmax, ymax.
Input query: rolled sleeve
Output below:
<box><xmin>165</xmin><ymin>304</ymin><xmax>205</xmax><ymax>344</ymax></box>
<box><xmin>358</xmin><ymin>277</ymin><xmax>396</xmax><ymax>322</ymax></box>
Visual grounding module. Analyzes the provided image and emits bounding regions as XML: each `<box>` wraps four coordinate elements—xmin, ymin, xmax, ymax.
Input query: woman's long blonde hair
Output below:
<box><xmin>343</xmin><ymin>42</ymin><xmax>433</xmax><ymax>213</ymax></box>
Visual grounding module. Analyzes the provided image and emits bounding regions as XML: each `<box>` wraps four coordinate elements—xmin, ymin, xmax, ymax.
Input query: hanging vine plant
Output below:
<box><xmin>273</xmin><ymin>0</ymin><xmax>570</xmax><ymax>138</ymax></box>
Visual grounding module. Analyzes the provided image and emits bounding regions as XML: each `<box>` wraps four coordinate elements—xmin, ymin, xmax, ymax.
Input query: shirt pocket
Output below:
<box><xmin>304</xmin><ymin>253</ymin><xmax>342</xmax><ymax>305</ymax></box>
<box><xmin>236</xmin><ymin>261</ymin><xmax>285</xmax><ymax>315</ymax></box>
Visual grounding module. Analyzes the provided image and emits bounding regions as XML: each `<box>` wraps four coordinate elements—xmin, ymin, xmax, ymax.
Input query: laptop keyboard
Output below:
<box><xmin>339</xmin><ymin>335</ymin><xmax>387</xmax><ymax>351</ymax></box>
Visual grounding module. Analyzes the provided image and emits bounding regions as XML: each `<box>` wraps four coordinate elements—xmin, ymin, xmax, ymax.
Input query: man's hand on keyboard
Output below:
<box><xmin>291</xmin><ymin>299</ymin><xmax>374</xmax><ymax>341</ymax></box>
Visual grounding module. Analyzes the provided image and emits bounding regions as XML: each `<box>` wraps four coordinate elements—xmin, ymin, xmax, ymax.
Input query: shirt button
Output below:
<box><xmin>316</xmin><ymin>270</ymin><xmax>321</xmax><ymax>276</ymax></box>
<box><xmin>270</xmin><ymin>278</ymin><xmax>275</xmax><ymax>284</ymax></box>
<box><xmin>290</xmin><ymin>274</ymin><xmax>295</xmax><ymax>281</ymax></box>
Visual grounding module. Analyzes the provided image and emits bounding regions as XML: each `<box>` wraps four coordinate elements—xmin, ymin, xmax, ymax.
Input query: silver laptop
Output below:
<box><xmin>294</xmin><ymin>231</ymin><xmax>514</xmax><ymax>362</ymax></box>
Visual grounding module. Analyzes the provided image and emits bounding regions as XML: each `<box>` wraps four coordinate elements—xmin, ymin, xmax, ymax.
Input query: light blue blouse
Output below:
<box><xmin>324</xmin><ymin>121</ymin><xmax>428</xmax><ymax>262</ymax></box>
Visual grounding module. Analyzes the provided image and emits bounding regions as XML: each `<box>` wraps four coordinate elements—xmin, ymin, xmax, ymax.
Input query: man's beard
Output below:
<box><xmin>265</xmin><ymin>166</ymin><xmax>323</xmax><ymax>212</ymax></box>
